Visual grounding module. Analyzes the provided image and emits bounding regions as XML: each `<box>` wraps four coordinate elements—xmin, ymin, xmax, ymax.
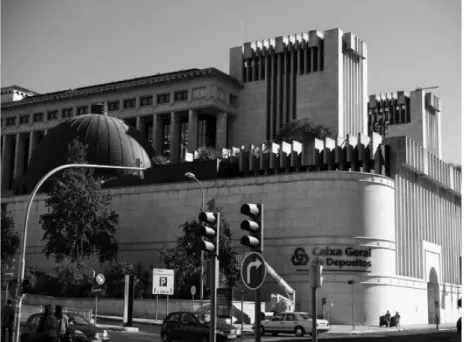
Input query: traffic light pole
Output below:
<box><xmin>209</xmin><ymin>257</ymin><xmax>218</xmax><ymax>342</ymax></box>
<box><xmin>312</xmin><ymin>286</ymin><xmax>317</xmax><ymax>342</ymax></box>
<box><xmin>254</xmin><ymin>288</ymin><xmax>261</xmax><ymax>342</ymax></box>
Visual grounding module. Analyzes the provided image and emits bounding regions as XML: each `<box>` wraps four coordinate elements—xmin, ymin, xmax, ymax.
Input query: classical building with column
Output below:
<box><xmin>1</xmin><ymin>27</ymin><xmax>461</xmax><ymax>326</ymax></box>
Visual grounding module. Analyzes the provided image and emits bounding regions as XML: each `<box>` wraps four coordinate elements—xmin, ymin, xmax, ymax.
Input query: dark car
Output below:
<box><xmin>21</xmin><ymin>313</ymin><xmax>109</xmax><ymax>342</ymax></box>
<box><xmin>161</xmin><ymin>311</ymin><xmax>241</xmax><ymax>342</ymax></box>
<box><xmin>457</xmin><ymin>317</ymin><xmax>461</xmax><ymax>334</ymax></box>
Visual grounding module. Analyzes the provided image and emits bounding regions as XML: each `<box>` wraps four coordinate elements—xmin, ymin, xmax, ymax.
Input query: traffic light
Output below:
<box><xmin>310</xmin><ymin>263</ymin><xmax>323</xmax><ymax>288</ymax></box>
<box><xmin>239</xmin><ymin>203</ymin><xmax>264</xmax><ymax>252</ymax></box>
<box><xmin>322</xmin><ymin>297</ymin><xmax>327</xmax><ymax>306</ymax></box>
<box><xmin>197</xmin><ymin>212</ymin><xmax>221</xmax><ymax>256</ymax></box>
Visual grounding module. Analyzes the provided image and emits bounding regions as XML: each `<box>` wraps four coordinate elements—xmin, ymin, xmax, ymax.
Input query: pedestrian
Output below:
<box><xmin>1</xmin><ymin>300</ymin><xmax>14</xmax><ymax>342</ymax></box>
<box><xmin>395</xmin><ymin>311</ymin><xmax>401</xmax><ymax>330</ymax></box>
<box><xmin>385</xmin><ymin>310</ymin><xmax>391</xmax><ymax>328</ymax></box>
<box><xmin>54</xmin><ymin>305</ymin><xmax>71</xmax><ymax>342</ymax></box>
<box><xmin>36</xmin><ymin>304</ymin><xmax>59</xmax><ymax>342</ymax></box>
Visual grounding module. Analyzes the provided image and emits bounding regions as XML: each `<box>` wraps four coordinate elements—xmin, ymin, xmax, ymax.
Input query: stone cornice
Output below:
<box><xmin>1</xmin><ymin>68</ymin><xmax>243</xmax><ymax>109</ymax></box>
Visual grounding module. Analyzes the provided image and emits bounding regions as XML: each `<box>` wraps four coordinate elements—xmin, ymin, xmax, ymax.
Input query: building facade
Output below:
<box><xmin>1</xmin><ymin>27</ymin><xmax>461</xmax><ymax>325</ymax></box>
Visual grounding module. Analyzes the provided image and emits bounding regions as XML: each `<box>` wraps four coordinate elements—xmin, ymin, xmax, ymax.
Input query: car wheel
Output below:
<box><xmin>260</xmin><ymin>325</ymin><xmax>266</xmax><ymax>336</ymax></box>
<box><xmin>294</xmin><ymin>326</ymin><xmax>305</xmax><ymax>337</ymax></box>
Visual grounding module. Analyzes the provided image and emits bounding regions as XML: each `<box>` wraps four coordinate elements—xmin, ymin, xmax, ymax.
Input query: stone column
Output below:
<box><xmin>152</xmin><ymin>114</ymin><xmax>162</xmax><ymax>154</ymax></box>
<box><xmin>1</xmin><ymin>134</ymin><xmax>11</xmax><ymax>190</ymax></box>
<box><xmin>216</xmin><ymin>112</ymin><xmax>228</xmax><ymax>149</ymax></box>
<box><xmin>169</xmin><ymin>112</ymin><xmax>180</xmax><ymax>163</ymax></box>
<box><xmin>188</xmin><ymin>109</ymin><xmax>199</xmax><ymax>152</ymax></box>
<box><xmin>303</xmin><ymin>44</ymin><xmax>308</xmax><ymax>74</ymax></box>
<box><xmin>12</xmin><ymin>133</ymin><xmax>24</xmax><ymax>181</ymax></box>
<box><xmin>136</xmin><ymin>116</ymin><xmax>142</xmax><ymax>131</ymax></box>
<box><xmin>28</xmin><ymin>131</ymin><xmax>36</xmax><ymax>162</ymax></box>
<box><xmin>289</xmin><ymin>48</ymin><xmax>295</xmax><ymax>121</ymax></box>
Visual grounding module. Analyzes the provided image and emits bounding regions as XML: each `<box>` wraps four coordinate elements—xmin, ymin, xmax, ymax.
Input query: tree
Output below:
<box><xmin>195</xmin><ymin>146</ymin><xmax>222</xmax><ymax>161</ymax></box>
<box><xmin>104</xmin><ymin>261</ymin><xmax>151</xmax><ymax>298</ymax></box>
<box><xmin>159</xmin><ymin>199</ymin><xmax>238</xmax><ymax>298</ymax></box>
<box><xmin>1</xmin><ymin>208</ymin><xmax>20</xmax><ymax>279</ymax></box>
<box><xmin>275</xmin><ymin>119</ymin><xmax>335</xmax><ymax>143</ymax></box>
<box><xmin>39</xmin><ymin>138</ymin><xmax>119</xmax><ymax>289</ymax></box>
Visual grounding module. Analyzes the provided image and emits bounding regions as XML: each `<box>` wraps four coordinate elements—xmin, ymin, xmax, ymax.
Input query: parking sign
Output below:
<box><xmin>152</xmin><ymin>269</ymin><xmax>174</xmax><ymax>295</ymax></box>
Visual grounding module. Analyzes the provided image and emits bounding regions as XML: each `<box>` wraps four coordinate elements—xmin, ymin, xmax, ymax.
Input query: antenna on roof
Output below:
<box><xmin>240</xmin><ymin>19</ymin><xmax>244</xmax><ymax>47</ymax></box>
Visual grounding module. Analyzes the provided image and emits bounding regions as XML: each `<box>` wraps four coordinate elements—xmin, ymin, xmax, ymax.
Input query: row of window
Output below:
<box><xmin>2</xmin><ymin>88</ymin><xmax>209</xmax><ymax>127</ymax></box>
<box><xmin>107</xmin><ymin>90</ymin><xmax>188</xmax><ymax>112</ymax></box>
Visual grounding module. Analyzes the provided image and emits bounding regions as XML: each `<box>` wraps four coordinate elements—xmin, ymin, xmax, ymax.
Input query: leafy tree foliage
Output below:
<box><xmin>104</xmin><ymin>261</ymin><xmax>151</xmax><ymax>298</ymax></box>
<box><xmin>275</xmin><ymin>119</ymin><xmax>334</xmax><ymax>143</ymax></box>
<box><xmin>1</xmin><ymin>208</ymin><xmax>20</xmax><ymax>277</ymax></box>
<box><xmin>159</xmin><ymin>199</ymin><xmax>238</xmax><ymax>299</ymax></box>
<box><xmin>195</xmin><ymin>146</ymin><xmax>222</xmax><ymax>161</ymax></box>
<box><xmin>39</xmin><ymin>138</ymin><xmax>119</xmax><ymax>293</ymax></box>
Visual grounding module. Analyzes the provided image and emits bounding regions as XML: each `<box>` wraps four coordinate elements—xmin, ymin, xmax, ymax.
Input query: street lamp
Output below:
<box><xmin>184</xmin><ymin>172</ymin><xmax>205</xmax><ymax>305</ymax></box>
<box><xmin>12</xmin><ymin>162</ymin><xmax>147</xmax><ymax>342</ymax></box>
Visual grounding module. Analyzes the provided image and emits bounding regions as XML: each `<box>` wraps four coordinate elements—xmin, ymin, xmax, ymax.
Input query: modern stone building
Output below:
<box><xmin>1</xmin><ymin>27</ymin><xmax>461</xmax><ymax>326</ymax></box>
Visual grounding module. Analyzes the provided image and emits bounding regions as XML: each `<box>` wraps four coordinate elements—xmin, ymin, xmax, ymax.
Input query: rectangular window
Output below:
<box><xmin>62</xmin><ymin>108</ymin><xmax>73</xmax><ymax>118</ymax></box>
<box><xmin>157</xmin><ymin>93</ymin><xmax>170</xmax><ymax>104</ymax></box>
<box><xmin>19</xmin><ymin>115</ymin><xmax>30</xmax><ymax>124</ymax></box>
<box><xmin>174</xmin><ymin>90</ymin><xmax>188</xmax><ymax>102</ymax></box>
<box><xmin>140</xmin><ymin>96</ymin><xmax>153</xmax><ymax>106</ymax></box>
<box><xmin>33</xmin><ymin>112</ymin><xmax>44</xmax><ymax>122</ymax></box>
<box><xmin>192</xmin><ymin>87</ymin><xmax>206</xmax><ymax>99</ymax></box>
<box><xmin>77</xmin><ymin>106</ymin><xmax>89</xmax><ymax>115</ymax></box>
<box><xmin>6</xmin><ymin>117</ymin><xmax>16</xmax><ymax>126</ymax></box>
<box><xmin>108</xmin><ymin>101</ymin><xmax>120</xmax><ymax>111</ymax></box>
<box><xmin>47</xmin><ymin>110</ymin><xmax>58</xmax><ymax>120</ymax></box>
<box><xmin>123</xmin><ymin>98</ymin><xmax>136</xmax><ymax>109</ymax></box>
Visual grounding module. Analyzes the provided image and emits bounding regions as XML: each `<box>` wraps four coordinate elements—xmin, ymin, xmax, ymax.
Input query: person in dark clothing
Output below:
<box><xmin>395</xmin><ymin>312</ymin><xmax>401</xmax><ymax>330</ymax></box>
<box><xmin>54</xmin><ymin>305</ymin><xmax>70</xmax><ymax>342</ymax></box>
<box><xmin>1</xmin><ymin>300</ymin><xmax>14</xmax><ymax>342</ymax></box>
<box><xmin>37</xmin><ymin>304</ymin><xmax>59</xmax><ymax>342</ymax></box>
<box><xmin>385</xmin><ymin>310</ymin><xmax>391</xmax><ymax>328</ymax></box>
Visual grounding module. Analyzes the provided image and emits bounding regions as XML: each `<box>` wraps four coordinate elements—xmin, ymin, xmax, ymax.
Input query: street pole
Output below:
<box><xmin>312</xmin><ymin>287</ymin><xmax>317</xmax><ymax>342</ymax></box>
<box><xmin>241</xmin><ymin>289</ymin><xmax>245</xmax><ymax>331</ymax></box>
<box><xmin>329</xmin><ymin>303</ymin><xmax>332</xmax><ymax>331</ymax></box>
<box><xmin>210</xmin><ymin>257</ymin><xmax>218</xmax><ymax>342</ymax></box>
<box><xmin>347</xmin><ymin>280</ymin><xmax>355</xmax><ymax>331</ymax></box>
<box><xmin>255</xmin><ymin>288</ymin><xmax>261</xmax><ymax>342</ymax></box>
<box><xmin>11</xmin><ymin>163</ymin><xmax>147</xmax><ymax>342</ymax></box>
<box><xmin>95</xmin><ymin>296</ymin><xmax>98</xmax><ymax>326</ymax></box>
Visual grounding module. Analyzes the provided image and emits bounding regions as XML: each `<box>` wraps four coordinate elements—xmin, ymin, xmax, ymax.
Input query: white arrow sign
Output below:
<box><xmin>247</xmin><ymin>259</ymin><xmax>262</xmax><ymax>283</ymax></box>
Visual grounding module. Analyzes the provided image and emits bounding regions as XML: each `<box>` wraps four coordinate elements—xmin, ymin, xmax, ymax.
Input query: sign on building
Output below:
<box><xmin>152</xmin><ymin>268</ymin><xmax>174</xmax><ymax>295</ymax></box>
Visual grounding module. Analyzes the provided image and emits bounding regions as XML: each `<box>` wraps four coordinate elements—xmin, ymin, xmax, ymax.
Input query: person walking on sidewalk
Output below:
<box><xmin>37</xmin><ymin>304</ymin><xmax>59</xmax><ymax>342</ymax></box>
<box><xmin>1</xmin><ymin>300</ymin><xmax>14</xmax><ymax>342</ymax></box>
<box><xmin>54</xmin><ymin>305</ymin><xmax>71</xmax><ymax>342</ymax></box>
<box><xmin>394</xmin><ymin>312</ymin><xmax>401</xmax><ymax>330</ymax></box>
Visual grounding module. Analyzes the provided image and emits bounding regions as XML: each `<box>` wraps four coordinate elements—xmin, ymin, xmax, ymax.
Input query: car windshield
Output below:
<box><xmin>69</xmin><ymin>315</ymin><xmax>90</xmax><ymax>325</ymax></box>
<box><xmin>299</xmin><ymin>313</ymin><xmax>313</xmax><ymax>320</ymax></box>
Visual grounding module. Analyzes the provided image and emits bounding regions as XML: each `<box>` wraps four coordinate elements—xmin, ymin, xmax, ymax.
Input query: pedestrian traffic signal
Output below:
<box><xmin>239</xmin><ymin>203</ymin><xmax>264</xmax><ymax>252</ymax></box>
<box><xmin>197</xmin><ymin>212</ymin><xmax>221</xmax><ymax>256</ymax></box>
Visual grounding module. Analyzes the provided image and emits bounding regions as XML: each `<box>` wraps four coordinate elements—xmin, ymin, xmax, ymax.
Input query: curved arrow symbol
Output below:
<box><xmin>247</xmin><ymin>259</ymin><xmax>262</xmax><ymax>284</ymax></box>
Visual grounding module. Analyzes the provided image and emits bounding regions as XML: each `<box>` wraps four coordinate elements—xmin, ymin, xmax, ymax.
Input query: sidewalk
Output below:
<box><xmin>96</xmin><ymin>314</ymin><xmax>457</xmax><ymax>335</ymax></box>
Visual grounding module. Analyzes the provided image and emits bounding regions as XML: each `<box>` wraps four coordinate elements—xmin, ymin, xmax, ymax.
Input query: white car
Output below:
<box><xmin>260</xmin><ymin>312</ymin><xmax>330</xmax><ymax>337</ymax></box>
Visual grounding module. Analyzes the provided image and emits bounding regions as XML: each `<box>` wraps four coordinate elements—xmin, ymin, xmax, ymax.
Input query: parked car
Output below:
<box><xmin>161</xmin><ymin>311</ymin><xmax>241</xmax><ymax>342</ymax></box>
<box><xmin>260</xmin><ymin>312</ymin><xmax>329</xmax><ymax>337</ymax></box>
<box><xmin>457</xmin><ymin>316</ymin><xmax>461</xmax><ymax>334</ymax></box>
<box><xmin>20</xmin><ymin>313</ymin><xmax>109</xmax><ymax>342</ymax></box>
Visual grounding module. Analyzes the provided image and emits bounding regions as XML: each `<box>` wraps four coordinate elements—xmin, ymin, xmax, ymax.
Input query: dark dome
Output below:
<box><xmin>23</xmin><ymin>114</ymin><xmax>155</xmax><ymax>191</ymax></box>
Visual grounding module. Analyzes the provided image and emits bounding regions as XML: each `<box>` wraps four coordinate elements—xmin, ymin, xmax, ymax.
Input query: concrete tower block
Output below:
<box><xmin>229</xmin><ymin>46</ymin><xmax>243</xmax><ymax>80</ymax></box>
<box><xmin>369</xmin><ymin>95</ymin><xmax>378</xmax><ymax>108</ymax></box>
<box><xmin>359</xmin><ymin>40</ymin><xmax>367</xmax><ymax>59</ymax></box>
<box><xmin>343</xmin><ymin>32</ymin><xmax>356</xmax><ymax>51</ymax></box>
<box><xmin>275</xmin><ymin>36</ymin><xmax>286</xmax><ymax>53</ymax></box>
<box><xmin>308</xmin><ymin>30</ymin><xmax>323</xmax><ymax>47</ymax></box>
<box><xmin>243</xmin><ymin>42</ymin><xmax>253</xmax><ymax>59</ymax></box>
<box><xmin>396</xmin><ymin>91</ymin><xmax>405</xmax><ymax>105</ymax></box>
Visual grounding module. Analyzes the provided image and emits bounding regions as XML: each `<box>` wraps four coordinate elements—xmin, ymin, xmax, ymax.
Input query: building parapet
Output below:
<box><xmin>385</xmin><ymin>136</ymin><xmax>461</xmax><ymax>196</ymax></box>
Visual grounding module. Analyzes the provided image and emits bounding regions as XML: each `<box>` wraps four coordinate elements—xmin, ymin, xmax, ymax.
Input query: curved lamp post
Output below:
<box><xmin>12</xmin><ymin>163</ymin><xmax>147</xmax><ymax>342</ymax></box>
<box><xmin>184</xmin><ymin>172</ymin><xmax>205</xmax><ymax>305</ymax></box>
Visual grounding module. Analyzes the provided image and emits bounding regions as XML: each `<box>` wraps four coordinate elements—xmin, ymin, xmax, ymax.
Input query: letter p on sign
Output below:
<box><xmin>160</xmin><ymin>277</ymin><xmax>168</xmax><ymax>286</ymax></box>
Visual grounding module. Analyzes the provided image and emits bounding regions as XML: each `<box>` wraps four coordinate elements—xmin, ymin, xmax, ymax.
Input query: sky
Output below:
<box><xmin>1</xmin><ymin>0</ymin><xmax>462</xmax><ymax>164</ymax></box>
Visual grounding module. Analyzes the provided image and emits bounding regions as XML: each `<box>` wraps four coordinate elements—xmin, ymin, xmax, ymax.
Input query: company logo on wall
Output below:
<box><xmin>292</xmin><ymin>246</ymin><xmax>372</xmax><ymax>272</ymax></box>
<box><xmin>291</xmin><ymin>248</ymin><xmax>309</xmax><ymax>266</ymax></box>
